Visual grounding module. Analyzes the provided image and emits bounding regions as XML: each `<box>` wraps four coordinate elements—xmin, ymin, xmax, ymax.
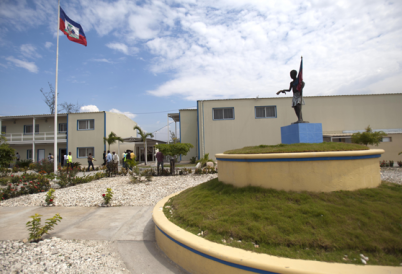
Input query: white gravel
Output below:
<box><xmin>0</xmin><ymin>174</ymin><xmax>218</xmax><ymax>207</ymax></box>
<box><xmin>380</xmin><ymin>168</ymin><xmax>402</xmax><ymax>185</ymax></box>
<box><xmin>0</xmin><ymin>238</ymin><xmax>128</xmax><ymax>274</ymax></box>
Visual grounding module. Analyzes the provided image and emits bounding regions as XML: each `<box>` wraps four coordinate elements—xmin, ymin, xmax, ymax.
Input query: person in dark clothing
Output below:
<box><xmin>87</xmin><ymin>153</ymin><xmax>95</xmax><ymax>171</ymax></box>
<box><xmin>156</xmin><ymin>151</ymin><xmax>164</xmax><ymax>175</ymax></box>
<box><xmin>126</xmin><ymin>150</ymin><xmax>132</xmax><ymax>170</ymax></box>
<box><xmin>103</xmin><ymin>151</ymin><xmax>106</xmax><ymax>166</ymax></box>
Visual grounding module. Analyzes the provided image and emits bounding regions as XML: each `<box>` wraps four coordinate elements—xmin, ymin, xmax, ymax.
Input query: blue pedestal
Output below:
<box><xmin>281</xmin><ymin>123</ymin><xmax>323</xmax><ymax>144</ymax></box>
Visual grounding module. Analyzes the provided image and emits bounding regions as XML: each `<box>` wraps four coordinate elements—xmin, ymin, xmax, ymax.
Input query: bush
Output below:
<box><xmin>34</xmin><ymin>159</ymin><xmax>54</xmax><ymax>174</ymax></box>
<box><xmin>18</xmin><ymin>159</ymin><xmax>32</xmax><ymax>168</ymax></box>
<box><xmin>0</xmin><ymin>174</ymin><xmax>51</xmax><ymax>201</ymax></box>
<box><xmin>190</xmin><ymin>156</ymin><xmax>197</xmax><ymax>164</ymax></box>
<box><xmin>351</xmin><ymin>126</ymin><xmax>386</xmax><ymax>146</ymax></box>
<box><xmin>102</xmin><ymin>188</ymin><xmax>113</xmax><ymax>205</ymax></box>
<box><xmin>45</xmin><ymin>188</ymin><xmax>55</xmax><ymax>206</ymax></box>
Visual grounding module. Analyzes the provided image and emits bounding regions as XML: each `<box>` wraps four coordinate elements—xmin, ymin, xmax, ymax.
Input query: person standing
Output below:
<box><xmin>156</xmin><ymin>151</ymin><xmax>164</xmax><ymax>175</ymax></box>
<box><xmin>87</xmin><ymin>153</ymin><xmax>95</xmax><ymax>171</ymax></box>
<box><xmin>106</xmin><ymin>150</ymin><xmax>112</xmax><ymax>171</ymax></box>
<box><xmin>16</xmin><ymin>152</ymin><xmax>20</xmax><ymax>166</ymax></box>
<box><xmin>63</xmin><ymin>153</ymin><xmax>68</xmax><ymax>167</ymax></box>
<box><xmin>48</xmin><ymin>153</ymin><xmax>54</xmax><ymax>163</ymax></box>
<box><xmin>103</xmin><ymin>151</ymin><xmax>106</xmax><ymax>166</ymax></box>
<box><xmin>66</xmin><ymin>152</ymin><xmax>72</xmax><ymax>171</ymax></box>
<box><xmin>122</xmin><ymin>151</ymin><xmax>127</xmax><ymax>169</ymax></box>
<box><xmin>112</xmin><ymin>151</ymin><xmax>119</xmax><ymax>164</ymax></box>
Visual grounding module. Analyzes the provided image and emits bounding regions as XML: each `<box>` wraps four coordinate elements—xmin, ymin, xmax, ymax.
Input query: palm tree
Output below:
<box><xmin>103</xmin><ymin>132</ymin><xmax>124</xmax><ymax>151</ymax></box>
<box><xmin>134</xmin><ymin>126</ymin><xmax>154</xmax><ymax>166</ymax></box>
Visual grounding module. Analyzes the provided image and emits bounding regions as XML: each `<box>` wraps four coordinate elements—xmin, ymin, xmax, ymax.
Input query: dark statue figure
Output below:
<box><xmin>276</xmin><ymin>69</ymin><xmax>308</xmax><ymax>124</ymax></box>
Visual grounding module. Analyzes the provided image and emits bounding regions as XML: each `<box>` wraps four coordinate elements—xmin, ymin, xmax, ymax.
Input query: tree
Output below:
<box><xmin>170</xmin><ymin>131</ymin><xmax>180</xmax><ymax>144</ymax></box>
<box><xmin>103</xmin><ymin>132</ymin><xmax>124</xmax><ymax>151</ymax></box>
<box><xmin>40</xmin><ymin>82</ymin><xmax>80</xmax><ymax>114</ymax></box>
<box><xmin>134</xmin><ymin>126</ymin><xmax>154</xmax><ymax>166</ymax></box>
<box><xmin>59</xmin><ymin>102</ymin><xmax>80</xmax><ymax>113</ymax></box>
<box><xmin>351</xmin><ymin>125</ymin><xmax>386</xmax><ymax>146</ymax></box>
<box><xmin>40</xmin><ymin>82</ymin><xmax>58</xmax><ymax>114</ymax></box>
<box><xmin>0</xmin><ymin>133</ymin><xmax>15</xmax><ymax>167</ymax></box>
<box><xmin>155</xmin><ymin>143</ymin><xmax>194</xmax><ymax>174</ymax></box>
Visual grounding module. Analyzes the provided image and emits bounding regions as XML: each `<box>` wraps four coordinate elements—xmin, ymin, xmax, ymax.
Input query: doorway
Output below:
<box><xmin>60</xmin><ymin>149</ymin><xmax>67</xmax><ymax>166</ymax></box>
<box><xmin>37</xmin><ymin>149</ymin><xmax>45</xmax><ymax>162</ymax></box>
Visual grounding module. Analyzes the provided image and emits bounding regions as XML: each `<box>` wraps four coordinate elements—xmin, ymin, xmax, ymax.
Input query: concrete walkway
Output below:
<box><xmin>0</xmin><ymin>206</ymin><xmax>189</xmax><ymax>274</ymax></box>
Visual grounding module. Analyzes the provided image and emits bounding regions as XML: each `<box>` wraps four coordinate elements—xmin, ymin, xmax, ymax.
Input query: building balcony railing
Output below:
<box><xmin>2</xmin><ymin>132</ymin><xmax>67</xmax><ymax>144</ymax></box>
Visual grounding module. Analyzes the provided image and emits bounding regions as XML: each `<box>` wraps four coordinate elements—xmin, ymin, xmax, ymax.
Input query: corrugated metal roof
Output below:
<box><xmin>195</xmin><ymin>93</ymin><xmax>402</xmax><ymax>102</ymax></box>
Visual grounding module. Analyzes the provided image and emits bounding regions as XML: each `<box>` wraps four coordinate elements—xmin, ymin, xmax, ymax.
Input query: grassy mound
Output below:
<box><xmin>224</xmin><ymin>142</ymin><xmax>369</xmax><ymax>154</ymax></box>
<box><xmin>164</xmin><ymin>179</ymin><xmax>402</xmax><ymax>266</ymax></box>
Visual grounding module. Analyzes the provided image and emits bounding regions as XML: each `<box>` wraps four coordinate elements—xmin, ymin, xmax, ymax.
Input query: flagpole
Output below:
<box><xmin>54</xmin><ymin>0</ymin><xmax>60</xmax><ymax>173</ymax></box>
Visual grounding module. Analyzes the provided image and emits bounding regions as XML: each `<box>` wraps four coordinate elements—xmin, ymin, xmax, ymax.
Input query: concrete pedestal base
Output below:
<box><xmin>281</xmin><ymin>123</ymin><xmax>323</xmax><ymax>144</ymax></box>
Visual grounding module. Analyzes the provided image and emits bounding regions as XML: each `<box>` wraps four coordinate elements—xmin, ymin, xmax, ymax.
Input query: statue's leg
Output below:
<box><xmin>295</xmin><ymin>104</ymin><xmax>302</xmax><ymax>122</ymax></box>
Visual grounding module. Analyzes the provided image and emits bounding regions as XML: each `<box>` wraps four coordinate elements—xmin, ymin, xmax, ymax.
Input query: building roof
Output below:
<box><xmin>168</xmin><ymin>113</ymin><xmax>180</xmax><ymax>122</ymax></box>
<box><xmin>121</xmin><ymin>136</ymin><xmax>167</xmax><ymax>145</ymax></box>
<box><xmin>0</xmin><ymin>111</ymin><xmax>106</xmax><ymax>120</ymax></box>
<box><xmin>195</xmin><ymin>93</ymin><xmax>402</xmax><ymax>103</ymax></box>
<box><xmin>179</xmin><ymin>108</ymin><xmax>197</xmax><ymax>111</ymax></box>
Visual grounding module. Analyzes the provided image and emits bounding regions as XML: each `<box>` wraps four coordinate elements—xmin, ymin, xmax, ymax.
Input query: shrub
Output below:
<box><xmin>190</xmin><ymin>156</ymin><xmax>197</xmax><ymax>164</ymax></box>
<box><xmin>389</xmin><ymin>160</ymin><xmax>394</xmax><ymax>167</ymax></box>
<box><xmin>26</xmin><ymin>213</ymin><xmax>62</xmax><ymax>242</ymax></box>
<box><xmin>102</xmin><ymin>188</ymin><xmax>113</xmax><ymax>205</ymax></box>
<box><xmin>0</xmin><ymin>175</ymin><xmax>51</xmax><ymax>201</ymax></box>
<box><xmin>194</xmin><ymin>168</ymin><xmax>202</xmax><ymax>174</ymax></box>
<box><xmin>351</xmin><ymin>126</ymin><xmax>386</xmax><ymax>146</ymax></box>
<box><xmin>18</xmin><ymin>159</ymin><xmax>32</xmax><ymax>168</ymax></box>
<box><xmin>34</xmin><ymin>159</ymin><xmax>54</xmax><ymax>174</ymax></box>
<box><xmin>397</xmin><ymin>161</ymin><xmax>402</xmax><ymax>167</ymax></box>
<box><xmin>45</xmin><ymin>189</ymin><xmax>55</xmax><ymax>206</ymax></box>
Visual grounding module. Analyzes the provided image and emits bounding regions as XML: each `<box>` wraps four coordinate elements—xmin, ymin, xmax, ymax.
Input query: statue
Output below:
<box><xmin>276</xmin><ymin>57</ymin><xmax>307</xmax><ymax>124</ymax></box>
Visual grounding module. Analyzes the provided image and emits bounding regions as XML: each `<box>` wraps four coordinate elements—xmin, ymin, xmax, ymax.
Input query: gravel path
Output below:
<box><xmin>0</xmin><ymin>238</ymin><xmax>128</xmax><ymax>274</ymax></box>
<box><xmin>0</xmin><ymin>174</ymin><xmax>218</xmax><ymax>207</ymax></box>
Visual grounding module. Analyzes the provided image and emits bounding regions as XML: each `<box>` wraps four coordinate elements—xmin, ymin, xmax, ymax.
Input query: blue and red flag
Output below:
<box><xmin>296</xmin><ymin>57</ymin><xmax>303</xmax><ymax>92</ymax></box>
<box><xmin>59</xmin><ymin>7</ymin><xmax>87</xmax><ymax>46</ymax></box>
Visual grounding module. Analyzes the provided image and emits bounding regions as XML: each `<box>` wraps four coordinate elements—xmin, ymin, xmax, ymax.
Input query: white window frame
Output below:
<box><xmin>212</xmin><ymin>107</ymin><xmax>235</xmax><ymax>120</ymax></box>
<box><xmin>27</xmin><ymin>149</ymin><xmax>32</xmax><ymax>160</ymax></box>
<box><xmin>255</xmin><ymin>106</ymin><xmax>277</xmax><ymax>119</ymax></box>
<box><xmin>77</xmin><ymin>119</ymin><xmax>95</xmax><ymax>131</ymax></box>
<box><xmin>77</xmin><ymin>147</ymin><xmax>94</xmax><ymax>158</ymax></box>
<box><xmin>24</xmin><ymin>124</ymin><xmax>39</xmax><ymax>135</ymax></box>
<box><xmin>59</xmin><ymin>123</ymin><xmax>67</xmax><ymax>133</ymax></box>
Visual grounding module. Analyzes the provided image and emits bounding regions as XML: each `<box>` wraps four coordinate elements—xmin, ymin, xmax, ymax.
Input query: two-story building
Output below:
<box><xmin>0</xmin><ymin>111</ymin><xmax>141</xmax><ymax>166</ymax></box>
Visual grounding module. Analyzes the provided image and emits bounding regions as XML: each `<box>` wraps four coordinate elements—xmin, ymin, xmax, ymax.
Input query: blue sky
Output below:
<box><xmin>1</xmin><ymin>0</ymin><xmax>402</xmax><ymax>141</ymax></box>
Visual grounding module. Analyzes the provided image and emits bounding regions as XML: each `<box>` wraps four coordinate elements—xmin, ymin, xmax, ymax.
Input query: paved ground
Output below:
<box><xmin>0</xmin><ymin>206</ymin><xmax>189</xmax><ymax>274</ymax></box>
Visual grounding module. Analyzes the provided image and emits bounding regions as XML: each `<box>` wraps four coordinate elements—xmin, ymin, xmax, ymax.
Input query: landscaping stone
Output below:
<box><xmin>0</xmin><ymin>174</ymin><xmax>218</xmax><ymax>207</ymax></box>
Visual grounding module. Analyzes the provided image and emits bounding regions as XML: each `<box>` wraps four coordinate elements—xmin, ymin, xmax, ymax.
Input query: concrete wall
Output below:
<box><xmin>67</xmin><ymin>112</ymin><xmax>105</xmax><ymax>165</ymax></box>
<box><xmin>105</xmin><ymin>111</ymin><xmax>137</xmax><ymax>157</ymax></box>
<box><xmin>369</xmin><ymin>133</ymin><xmax>402</xmax><ymax>163</ymax></box>
<box><xmin>179</xmin><ymin>110</ymin><xmax>198</xmax><ymax>161</ymax></box>
<box><xmin>195</xmin><ymin>94</ymin><xmax>402</xmax><ymax>160</ymax></box>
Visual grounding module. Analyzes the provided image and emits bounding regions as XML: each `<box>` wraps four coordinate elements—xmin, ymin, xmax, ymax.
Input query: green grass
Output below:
<box><xmin>164</xmin><ymin>179</ymin><xmax>402</xmax><ymax>266</ymax></box>
<box><xmin>224</xmin><ymin>142</ymin><xmax>369</xmax><ymax>154</ymax></box>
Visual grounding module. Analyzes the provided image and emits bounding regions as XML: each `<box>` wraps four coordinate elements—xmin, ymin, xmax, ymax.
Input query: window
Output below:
<box><xmin>1</xmin><ymin>126</ymin><xmax>5</xmax><ymax>133</ymax></box>
<box><xmin>77</xmin><ymin>119</ymin><xmax>94</xmax><ymax>130</ymax></box>
<box><xmin>77</xmin><ymin>147</ymin><xmax>94</xmax><ymax>158</ymax></box>
<box><xmin>59</xmin><ymin>123</ymin><xmax>67</xmax><ymax>132</ymax></box>
<box><xmin>24</xmin><ymin>124</ymin><xmax>39</xmax><ymax>134</ymax></box>
<box><xmin>27</xmin><ymin>149</ymin><xmax>32</xmax><ymax>160</ymax></box>
<box><xmin>255</xmin><ymin>106</ymin><xmax>277</xmax><ymax>118</ymax></box>
<box><xmin>382</xmin><ymin>137</ymin><xmax>392</xmax><ymax>142</ymax></box>
<box><xmin>213</xmin><ymin>108</ymin><xmax>234</xmax><ymax>120</ymax></box>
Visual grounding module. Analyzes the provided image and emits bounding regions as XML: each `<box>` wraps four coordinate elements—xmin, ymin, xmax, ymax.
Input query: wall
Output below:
<box><xmin>196</xmin><ymin>94</ymin><xmax>402</xmax><ymax>160</ymax></box>
<box><xmin>2</xmin><ymin>116</ymin><xmax>67</xmax><ymax>136</ymax></box>
<box><xmin>370</xmin><ymin>133</ymin><xmax>402</xmax><ymax>163</ymax></box>
<box><xmin>105</xmin><ymin>111</ymin><xmax>138</xmax><ymax>158</ymax></box>
<box><xmin>179</xmin><ymin>110</ymin><xmax>198</xmax><ymax>161</ymax></box>
<box><xmin>67</xmin><ymin>112</ymin><xmax>105</xmax><ymax>165</ymax></box>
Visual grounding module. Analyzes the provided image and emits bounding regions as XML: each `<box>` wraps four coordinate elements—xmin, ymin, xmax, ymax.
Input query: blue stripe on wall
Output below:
<box><xmin>156</xmin><ymin>225</ymin><xmax>279</xmax><ymax>274</ymax></box>
<box><xmin>216</xmin><ymin>154</ymin><xmax>381</xmax><ymax>163</ymax></box>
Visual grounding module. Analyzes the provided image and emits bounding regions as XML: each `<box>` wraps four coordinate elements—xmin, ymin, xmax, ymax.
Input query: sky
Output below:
<box><xmin>1</xmin><ymin>0</ymin><xmax>401</xmax><ymax>141</ymax></box>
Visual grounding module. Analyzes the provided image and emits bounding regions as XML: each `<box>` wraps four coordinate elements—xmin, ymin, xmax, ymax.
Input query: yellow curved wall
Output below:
<box><xmin>216</xmin><ymin>149</ymin><xmax>384</xmax><ymax>192</ymax></box>
<box><xmin>154</xmin><ymin>192</ymin><xmax>399</xmax><ymax>274</ymax></box>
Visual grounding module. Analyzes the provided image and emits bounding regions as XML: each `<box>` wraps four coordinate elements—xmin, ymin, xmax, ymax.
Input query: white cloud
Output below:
<box><xmin>80</xmin><ymin>105</ymin><xmax>100</xmax><ymax>112</ymax></box>
<box><xmin>45</xmin><ymin>42</ymin><xmax>53</xmax><ymax>49</ymax></box>
<box><xmin>6</xmin><ymin>56</ymin><xmax>38</xmax><ymax>73</ymax></box>
<box><xmin>20</xmin><ymin>44</ymin><xmax>41</xmax><ymax>59</ymax></box>
<box><xmin>109</xmin><ymin>108</ymin><xmax>136</xmax><ymax>119</ymax></box>
<box><xmin>92</xmin><ymin>58</ymin><xmax>114</xmax><ymax>64</ymax></box>
<box><xmin>106</xmin><ymin>43</ymin><xmax>138</xmax><ymax>56</ymax></box>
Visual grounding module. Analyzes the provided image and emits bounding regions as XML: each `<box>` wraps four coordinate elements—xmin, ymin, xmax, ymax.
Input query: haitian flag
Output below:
<box><xmin>59</xmin><ymin>7</ymin><xmax>87</xmax><ymax>46</ymax></box>
<box><xmin>296</xmin><ymin>57</ymin><xmax>303</xmax><ymax>92</ymax></box>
